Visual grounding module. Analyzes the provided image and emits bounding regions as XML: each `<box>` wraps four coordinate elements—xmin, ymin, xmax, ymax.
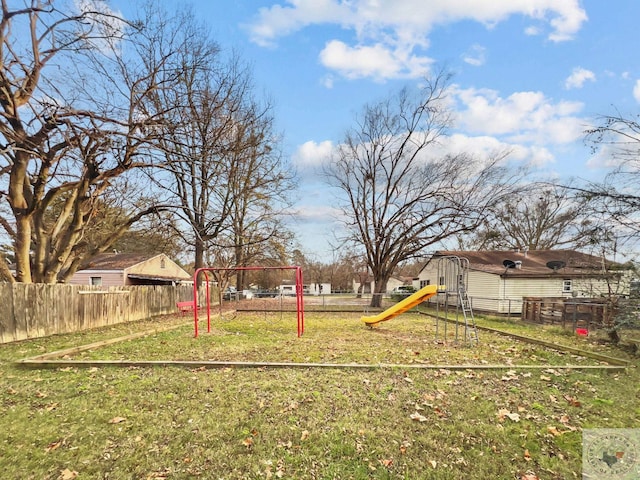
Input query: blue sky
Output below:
<box><xmin>112</xmin><ymin>1</ymin><xmax>640</xmax><ymax>261</ymax></box>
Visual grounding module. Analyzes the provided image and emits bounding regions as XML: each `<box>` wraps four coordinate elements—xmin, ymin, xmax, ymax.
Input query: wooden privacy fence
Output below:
<box><xmin>0</xmin><ymin>283</ymin><xmax>201</xmax><ymax>344</ymax></box>
<box><xmin>521</xmin><ymin>297</ymin><xmax>608</xmax><ymax>330</ymax></box>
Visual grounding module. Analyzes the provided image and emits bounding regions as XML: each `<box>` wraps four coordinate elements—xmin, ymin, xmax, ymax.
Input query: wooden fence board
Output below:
<box><xmin>0</xmin><ymin>283</ymin><xmax>211</xmax><ymax>344</ymax></box>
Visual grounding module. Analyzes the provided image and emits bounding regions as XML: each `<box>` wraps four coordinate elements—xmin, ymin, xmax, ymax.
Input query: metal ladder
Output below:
<box><xmin>458</xmin><ymin>286</ymin><xmax>479</xmax><ymax>344</ymax></box>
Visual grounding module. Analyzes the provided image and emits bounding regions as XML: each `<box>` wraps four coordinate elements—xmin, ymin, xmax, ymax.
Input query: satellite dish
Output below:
<box><xmin>503</xmin><ymin>259</ymin><xmax>516</xmax><ymax>269</ymax></box>
<box><xmin>546</xmin><ymin>260</ymin><xmax>566</xmax><ymax>271</ymax></box>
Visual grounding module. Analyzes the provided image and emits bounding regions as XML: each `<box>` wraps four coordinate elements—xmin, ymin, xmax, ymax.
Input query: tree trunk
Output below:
<box><xmin>9</xmin><ymin>158</ymin><xmax>32</xmax><ymax>283</ymax></box>
<box><xmin>370</xmin><ymin>276</ymin><xmax>389</xmax><ymax>308</ymax></box>
<box><xmin>194</xmin><ymin>236</ymin><xmax>205</xmax><ymax>287</ymax></box>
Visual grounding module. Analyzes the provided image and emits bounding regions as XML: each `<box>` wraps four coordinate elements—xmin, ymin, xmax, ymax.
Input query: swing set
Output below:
<box><xmin>192</xmin><ymin>266</ymin><xmax>305</xmax><ymax>338</ymax></box>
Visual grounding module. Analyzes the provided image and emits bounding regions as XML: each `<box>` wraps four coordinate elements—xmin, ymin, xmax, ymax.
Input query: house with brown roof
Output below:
<box><xmin>68</xmin><ymin>253</ymin><xmax>191</xmax><ymax>287</ymax></box>
<box><xmin>417</xmin><ymin>249</ymin><xmax>633</xmax><ymax>314</ymax></box>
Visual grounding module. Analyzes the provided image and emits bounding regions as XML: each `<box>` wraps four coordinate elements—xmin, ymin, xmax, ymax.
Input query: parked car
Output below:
<box><xmin>390</xmin><ymin>285</ymin><xmax>416</xmax><ymax>301</ymax></box>
<box><xmin>254</xmin><ymin>288</ymin><xmax>278</xmax><ymax>298</ymax></box>
<box><xmin>223</xmin><ymin>286</ymin><xmax>240</xmax><ymax>301</ymax></box>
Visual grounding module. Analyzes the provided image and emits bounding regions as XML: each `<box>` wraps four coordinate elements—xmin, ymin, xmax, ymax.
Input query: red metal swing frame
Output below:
<box><xmin>192</xmin><ymin>266</ymin><xmax>304</xmax><ymax>338</ymax></box>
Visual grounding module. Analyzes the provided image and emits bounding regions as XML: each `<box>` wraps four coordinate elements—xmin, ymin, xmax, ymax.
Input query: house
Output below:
<box><xmin>417</xmin><ymin>249</ymin><xmax>633</xmax><ymax>314</ymax></box>
<box><xmin>68</xmin><ymin>253</ymin><xmax>191</xmax><ymax>287</ymax></box>
<box><xmin>352</xmin><ymin>276</ymin><xmax>414</xmax><ymax>294</ymax></box>
<box><xmin>304</xmin><ymin>283</ymin><xmax>332</xmax><ymax>295</ymax></box>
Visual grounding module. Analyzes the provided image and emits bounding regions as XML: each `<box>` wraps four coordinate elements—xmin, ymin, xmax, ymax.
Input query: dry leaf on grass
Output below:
<box><xmin>521</xmin><ymin>472</ymin><xmax>540</xmax><ymax>480</ymax></box>
<box><xmin>46</xmin><ymin>440</ymin><xmax>63</xmax><ymax>453</ymax></box>
<box><xmin>242</xmin><ymin>437</ymin><xmax>254</xmax><ymax>448</ymax></box>
<box><xmin>57</xmin><ymin>469</ymin><xmax>78</xmax><ymax>480</ymax></box>
<box><xmin>497</xmin><ymin>409</ymin><xmax>520</xmax><ymax>422</ymax></box>
<box><xmin>108</xmin><ymin>417</ymin><xmax>126</xmax><ymax>424</ymax></box>
<box><xmin>410</xmin><ymin>412</ymin><xmax>428</xmax><ymax>422</ymax></box>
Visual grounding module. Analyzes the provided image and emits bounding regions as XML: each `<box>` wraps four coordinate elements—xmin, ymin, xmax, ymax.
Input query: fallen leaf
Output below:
<box><xmin>380</xmin><ymin>458</ymin><xmax>393</xmax><ymax>467</ymax></box>
<box><xmin>521</xmin><ymin>472</ymin><xmax>540</xmax><ymax>480</ymax></box>
<box><xmin>242</xmin><ymin>437</ymin><xmax>254</xmax><ymax>448</ymax></box>
<box><xmin>497</xmin><ymin>409</ymin><xmax>520</xmax><ymax>422</ymax></box>
<box><xmin>506</xmin><ymin>412</ymin><xmax>521</xmax><ymax>422</ymax></box>
<box><xmin>46</xmin><ymin>440</ymin><xmax>63</xmax><ymax>453</ymax></box>
<box><xmin>524</xmin><ymin>449</ymin><xmax>531</xmax><ymax>461</ymax></box>
<box><xmin>547</xmin><ymin>426</ymin><xmax>562</xmax><ymax>437</ymax></box>
<box><xmin>46</xmin><ymin>402</ymin><xmax>59</xmax><ymax>412</ymax></box>
<box><xmin>410</xmin><ymin>412</ymin><xmax>428</xmax><ymax>422</ymax></box>
<box><xmin>58</xmin><ymin>469</ymin><xmax>78</xmax><ymax>480</ymax></box>
<box><xmin>564</xmin><ymin>395</ymin><xmax>582</xmax><ymax>407</ymax></box>
<box><xmin>300</xmin><ymin>430</ymin><xmax>309</xmax><ymax>441</ymax></box>
<box><xmin>108</xmin><ymin>417</ymin><xmax>126</xmax><ymax>424</ymax></box>
<box><xmin>429</xmin><ymin>460</ymin><xmax>437</xmax><ymax>468</ymax></box>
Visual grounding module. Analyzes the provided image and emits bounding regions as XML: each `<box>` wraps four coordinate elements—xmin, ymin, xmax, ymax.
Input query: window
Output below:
<box><xmin>562</xmin><ymin>279</ymin><xmax>572</xmax><ymax>293</ymax></box>
<box><xmin>90</xmin><ymin>276</ymin><xmax>102</xmax><ymax>286</ymax></box>
<box><xmin>160</xmin><ymin>258</ymin><xmax>166</xmax><ymax>269</ymax></box>
<box><xmin>420</xmin><ymin>279</ymin><xmax>431</xmax><ymax>288</ymax></box>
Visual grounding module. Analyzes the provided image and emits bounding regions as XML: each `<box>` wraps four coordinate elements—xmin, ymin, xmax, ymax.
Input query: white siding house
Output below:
<box><xmin>417</xmin><ymin>250</ymin><xmax>632</xmax><ymax>314</ymax></box>
<box><xmin>352</xmin><ymin>276</ymin><xmax>413</xmax><ymax>294</ymax></box>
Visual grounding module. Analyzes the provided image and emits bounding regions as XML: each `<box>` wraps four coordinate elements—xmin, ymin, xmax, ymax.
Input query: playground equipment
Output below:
<box><xmin>434</xmin><ymin>255</ymin><xmax>478</xmax><ymax>345</ymax></box>
<box><xmin>360</xmin><ymin>255</ymin><xmax>478</xmax><ymax>345</ymax></box>
<box><xmin>361</xmin><ymin>284</ymin><xmax>440</xmax><ymax>327</ymax></box>
<box><xmin>192</xmin><ymin>266</ymin><xmax>304</xmax><ymax>338</ymax></box>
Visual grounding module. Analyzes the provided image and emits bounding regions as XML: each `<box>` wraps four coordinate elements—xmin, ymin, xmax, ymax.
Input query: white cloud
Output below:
<box><xmin>246</xmin><ymin>1</ymin><xmax>587</xmax><ymax>80</ymax></box>
<box><xmin>524</xmin><ymin>25</ymin><xmax>541</xmax><ymax>36</ymax></box>
<box><xmin>292</xmin><ymin>140</ymin><xmax>334</xmax><ymax>169</ymax></box>
<box><xmin>319</xmin><ymin>40</ymin><xmax>432</xmax><ymax>80</ymax></box>
<box><xmin>453</xmin><ymin>87</ymin><xmax>585</xmax><ymax>145</ymax></box>
<box><xmin>634</xmin><ymin>80</ymin><xmax>640</xmax><ymax>103</ymax></box>
<box><xmin>74</xmin><ymin>0</ymin><xmax>126</xmax><ymax>53</ymax></box>
<box><xmin>430</xmin><ymin>134</ymin><xmax>555</xmax><ymax>167</ymax></box>
<box><xmin>462</xmin><ymin>45</ymin><xmax>486</xmax><ymax>67</ymax></box>
<box><xmin>564</xmin><ymin>67</ymin><xmax>596</xmax><ymax>89</ymax></box>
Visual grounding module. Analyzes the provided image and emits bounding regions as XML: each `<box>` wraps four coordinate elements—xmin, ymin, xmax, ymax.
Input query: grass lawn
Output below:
<box><xmin>1</xmin><ymin>310</ymin><xmax>638</xmax><ymax>479</ymax></box>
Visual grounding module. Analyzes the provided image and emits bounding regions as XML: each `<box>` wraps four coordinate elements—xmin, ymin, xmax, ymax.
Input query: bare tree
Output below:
<box><xmin>147</xmin><ymin>25</ymin><xmax>251</xmax><ymax>273</ymax></box>
<box><xmin>0</xmin><ymin>1</ymin><xmax>183</xmax><ymax>283</ymax></box>
<box><xmin>145</xmin><ymin>11</ymin><xmax>296</xmax><ymax>279</ymax></box>
<box><xmin>220</xmin><ymin>120</ymin><xmax>297</xmax><ymax>289</ymax></box>
<box><xmin>577</xmin><ymin>112</ymin><xmax>640</xmax><ymax>245</ymax></box>
<box><xmin>325</xmin><ymin>73</ymin><xmax>518</xmax><ymax>307</ymax></box>
<box><xmin>459</xmin><ymin>183</ymin><xmax>594</xmax><ymax>251</ymax></box>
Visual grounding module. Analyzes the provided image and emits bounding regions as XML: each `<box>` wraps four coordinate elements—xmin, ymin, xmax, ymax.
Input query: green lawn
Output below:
<box><xmin>1</xmin><ymin>311</ymin><xmax>638</xmax><ymax>479</ymax></box>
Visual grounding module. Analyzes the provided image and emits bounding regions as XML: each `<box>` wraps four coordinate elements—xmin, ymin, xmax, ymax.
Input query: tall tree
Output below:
<box><xmin>325</xmin><ymin>73</ymin><xmax>518</xmax><ymax>307</ymax></box>
<box><xmin>578</xmin><ymin>112</ymin><xmax>640</xmax><ymax>246</ymax></box>
<box><xmin>459</xmin><ymin>183</ymin><xmax>594</xmax><ymax>251</ymax></box>
<box><xmin>220</xmin><ymin>121</ymin><xmax>296</xmax><ymax>289</ymax></box>
<box><xmin>0</xmin><ymin>0</ymin><xmax>183</xmax><ymax>283</ymax></box>
<box><xmin>147</xmin><ymin>13</ymin><xmax>295</xmax><ymax>278</ymax></box>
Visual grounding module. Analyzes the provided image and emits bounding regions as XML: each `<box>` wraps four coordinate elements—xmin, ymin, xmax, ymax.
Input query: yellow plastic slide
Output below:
<box><xmin>361</xmin><ymin>284</ymin><xmax>440</xmax><ymax>327</ymax></box>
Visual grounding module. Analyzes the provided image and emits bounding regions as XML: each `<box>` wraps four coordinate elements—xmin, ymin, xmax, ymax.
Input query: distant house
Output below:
<box><xmin>68</xmin><ymin>253</ymin><xmax>191</xmax><ymax>287</ymax></box>
<box><xmin>304</xmin><ymin>283</ymin><xmax>332</xmax><ymax>295</ymax></box>
<box><xmin>352</xmin><ymin>276</ymin><xmax>414</xmax><ymax>295</ymax></box>
<box><xmin>417</xmin><ymin>249</ymin><xmax>633</xmax><ymax>314</ymax></box>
